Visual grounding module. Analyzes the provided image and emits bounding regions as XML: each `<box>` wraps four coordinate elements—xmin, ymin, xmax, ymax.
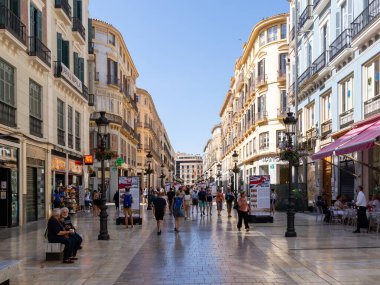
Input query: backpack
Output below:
<box><xmin>173</xmin><ymin>197</ymin><xmax>182</xmax><ymax>210</ymax></box>
<box><xmin>192</xmin><ymin>192</ymin><xmax>198</xmax><ymax>199</ymax></box>
<box><xmin>226</xmin><ymin>193</ymin><xmax>234</xmax><ymax>203</ymax></box>
<box><xmin>123</xmin><ymin>193</ymin><xmax>133</xmax><ymax>208</ymax></box>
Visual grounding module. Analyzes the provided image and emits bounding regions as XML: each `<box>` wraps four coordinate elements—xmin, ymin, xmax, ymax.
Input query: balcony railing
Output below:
<box><xmin>255</xmin><ymin>111</ymin><xmax>268</xmax><ymax>122</ymax></box>
<box><xmin>256</xmin><ymin>74</ymin><xmax>267</xmax><ymax>87</ymax></box>
<box><xmin>299</xmin><ymin>5</ymin><xmax>313</xmax><ymax>29</ymax></box>
<box><xmin>90</xmin><ymin>112</ymin><xmax>122</xmax><ymax>125</ymax></box>
<box><xmin>351</xmin><ymin>0</ymin><xmax>380</xmax><ymax>40</ymax></box>
<box><xmin>107</xmin><ymin>75</ymin><xmax>119</xmax><ymax>86</ymax></box>
<box><xmin>30</xmin><ymin>116</ymin><xmax>43</xmax><ymax>138</ymax></box>
<box><xmin>277</xmin><ymin>69</ymin><xmax>286</xmax><ymax>81</ymax></box>
<box><xmin>75</xmin><ymin>137</ymin><xmax>81</xmax><ymax>151</ymax></box>
<box><xmin>58</xmin><ymin>129</ymin><xmax>65</xmax><ymax>146</ymax></box>
<box><xmin>277</xmin><ymin>108</ymin><xmax>288</xmax><ymax>117</ymax></box>
<box><xmin>298</xmin><ymin>66</ymin><xmax>314</xmax><ymax>87</ymax></box>
<box><xmin>329</xmin><ymin>29</ymin><xmax>351</xmax><ymax>62</ymax></box>
<box><xmin>55</xmin><ymin>0</ymin><xmax>71</xmax><ymax>20</ymax></box>
<box><xmin>88</xmin><ymin>41</ymin><xmax>94</xmax><ymax>54</ymax></box>
<box><xmin>72</xmin><ymin>17</ymin><xmax>85</xmax><ymax>41</ymax></box>
<box><xmin>312</xmin><ymin>51</ymin><xmax>327</xmax><ymax>74</ymax></box>
<box><xmin>28</xmin><ymin>37</ymin><xmax>51</xmax><ymax>67</ymax></box>
<box><xmin>364</xmin><ymin>95</ymin><xmax>380</xmax><ymax>118</ymax></box>
<box><xmin>0</xmin><ymin>5</ymin><xmax>26</xmax><ymax>45</ymax></box>
<box><xmin>321</xmin><ymin>119</ymin><xmax>332</xmax><ymax>137</ymax></box>
<box><xmin>0</xmin><ymin>101</ymin><xmax>16</xmax><ymax>127</ymax></box>
<box><xmin>339</xmin><ymin>109</ymin><xmax>354</xmax><ymax>129</ymax></box>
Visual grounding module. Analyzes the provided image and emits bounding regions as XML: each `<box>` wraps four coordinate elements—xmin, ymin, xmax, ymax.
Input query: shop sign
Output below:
<box><xmin>84</xmin><ymin>155</ymin><xmax>94</xmax><ymax>165</ymax></box>
<box><xmin>51</xmin><ymin>156</ymin><xmax>66</xmax><ymax>172</ymax></box>
<box><xmin>61</xmin><ymin>63</ymin><xmax>82</xmax><ymax>92</ymax></box>
<box><xmin>69</xmin><ymin>160</ymin><xmax>82</xmax><ymax>174</ymax></box>
<box><xmin>115</xmin><ymin>157</ymin><xmax>124</xmax><ymax>167</ymax></box>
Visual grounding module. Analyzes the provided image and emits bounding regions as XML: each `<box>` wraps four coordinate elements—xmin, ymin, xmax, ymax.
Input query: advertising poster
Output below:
<box><xmin>249</xmin><ymin>175</ymin><xmax>270</xmax><ymax>215</ymax></box>
<box><xmin>118</xmin><ymin>176</ymin><xmax>140</xmax><ymax>218</ymax></box>
<box><xmin>209</xmin><ymin>182</ymin><xmax>217</xmax><ymax>196</ymax></box>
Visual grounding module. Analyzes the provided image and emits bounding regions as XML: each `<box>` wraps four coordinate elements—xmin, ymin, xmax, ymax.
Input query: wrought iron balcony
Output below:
<box><xmin>255</xmin><ymin>111</ymin><xmax>268</xmax><ymax>122</ymax></box>
<box><xmin>321</xmin><ymin>119</ymin><xmax>332</xmax><ymax>137</ymax></box>
<box><xmin>277</xmin><ymin>69</ymin><xmax>286</xmax><ymax>81</ymax></box>
<box><xmin>339</xmin><ymin>109</ymin><xmax>354</xmax><ymax>129</ymax></box>
<box><xmin>72</xmin><ymin>17</ymin><xmax>85</xmax><ymax>41</ymax></box>
<box><xmin>312</xmin><ymin>51</ymin><xmax>327</xmax><ymax>74</ymax></box>
<box><xmin>107</xmin><ymin>75</ymin><xmax>120</xmax><ymax>86</ymax></box>
<box><xmin>364</xmin><ymin>95</ymin><xmax>380</xmax><ymax>118</ymax></box>
<box><xmin>329</xmin><ymin>29</ymin><xmax>351</xmax><ymax>62</ymax></box>
<box><xmin>0</xmin><ymin>5</ymin><xmax>26</xmax><ymax>45</ymax></box>
<box><xmin>30</xmin><ymin>116</ymin><xmax>43</xmax><ymax>138</ymax></box>
<box><xmin>256</xmin><ymin>74</ymin><xmax>267</xmax><ymax>88</ymax></box>
<box><xmin>28</xmin><ymin>36</ymin><xmax>51</xmax><ymax>67</ymax></box>
<box><xmin>55</xmin><ymin>0</ymin><xmax>71</xmax><ymax>20</ymax></box>
<box><xmin>351</xmin><ymin>0</ymin><xmax>380</xmax><ymax>40</ymax></box>
<box><xmin>298</xmin><ymin>66</ymin><xmax>314</xmax><ymax>87</ymax></box>
<box><xmin>299</xmin><ymin>5</ymin><xmax>313</xmax><ymax>30</ymax></box>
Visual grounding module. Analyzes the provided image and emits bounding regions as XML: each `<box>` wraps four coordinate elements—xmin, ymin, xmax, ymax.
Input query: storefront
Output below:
<box><xmin>51</xmin><ymin>150</ymin><xmax>66</xmax><ymax>190</ymax></box>
<box><xmin>0</xmin><ymin>143</ymin><xmax>19</xmax><ymax>227</ymax></box>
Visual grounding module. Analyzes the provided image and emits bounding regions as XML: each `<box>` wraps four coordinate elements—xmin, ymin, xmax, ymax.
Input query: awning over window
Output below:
<box><xmin>311</xmin><ymin>122</ymin><xmax>376</xmax><ymax>160</ymax></box>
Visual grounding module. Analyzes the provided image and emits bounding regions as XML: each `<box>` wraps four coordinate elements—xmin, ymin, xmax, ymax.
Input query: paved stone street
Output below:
<box><xmin>2</xmin><ymin>205</ymin><xmax>380</xmax><ymax>285</ymax></box>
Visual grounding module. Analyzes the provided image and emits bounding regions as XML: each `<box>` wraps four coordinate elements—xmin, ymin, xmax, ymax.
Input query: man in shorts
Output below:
<box><xmin>123</xmin><ymin>188</ymin><xmax>134</xmax><ymax>228</ymax></box>
<box><xmin>198</xmin><ymin>188</ymin><xmax>207</xmax><ymax>216</ymax></box>
<box><xmin>153</xmin><ymin>192</ymin><xmax>167</xmax><ymax>235</ymax></box>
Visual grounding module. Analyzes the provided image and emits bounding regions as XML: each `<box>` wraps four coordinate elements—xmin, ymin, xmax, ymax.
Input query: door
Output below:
<box><xmin>26</xmin><ymin>167</ymin><xmax>37</xmax><ymax>222</ymax></box>
<box><xmin>0</xmin><ymin>168</ymin><xmax>10</xmax><ymax>227</ymax></box>
<box><xmin>339</xmin><ymin>160</ymin><xmax>355</xmax><ymax>202</ymax></box>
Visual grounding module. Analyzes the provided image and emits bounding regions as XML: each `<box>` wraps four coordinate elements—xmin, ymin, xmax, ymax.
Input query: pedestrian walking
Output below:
<box><xmin>184</xmin><ymin>188</ymin><xmax>191</xmax><ymax>219</ymax></box>
<box><xmin>123</xmin><ymin>188</ymin><xmax>134</xmax><ymax>228</ymax></box>
<box><xmin>198</xmin><ymin>188</ymin><xmax>207</xmax><ymax>216</ymax></box>
<box><xmin>172</xmin><ymin>190</ymin><xmax>184</xmax><ymax>232</ymax></box>
<box><xmin>113</xmin><ymin>190</ymin><xmax>120</xmax><ymax>210</ymax></box>
<box><xmin>153</xmin><ymin>192</ymin><xmax>167</xmax><ymax>235</ymax></box>
<box><xmin>206</xmin><ymin>188</ymin><xmax>213</xmax><ymax>216</ymax></box>
<box><xmin>225</xmin><ymin>188</ymin><xmax>235</xmax><ymax>217</ymax></box>
<box><xmin>353</xmin><ymin>186</ymin><xmax>368</xmax><ymax>233</ymax></box>
<box><xmin>92</xmin><ymin>190</ymin><xmax>101</xmax><ymax>217</ymax></box>
<box><xmin>237</xmin><ymin>191</ymin><xmax>250</xmax><ymax>232</ymax></box>
<box><xmin>270</xmin><ymin>189</ymin><xmax>276</xmax><ymax>215</ymax></box>
<box><xmin>191</xmin><ymin>188</ymin><xmax>199</xmax><ymax>214</ymax></box>
<box><xmin>167</xmin><ymin>188</ymin><xmax>175</xmax><ymax>215</ymax></box>
<box><xmin>216</xmin><ymin>189</ymin><xmax>224</xmax><ymax>216</ymax></box>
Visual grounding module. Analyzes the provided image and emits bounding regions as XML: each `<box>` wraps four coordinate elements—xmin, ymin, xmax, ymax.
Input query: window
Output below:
<box><xmin>30</xmin><ymin>4</ymin><xmax>42</xmax><ymax>41</ymax></box>
<box><xmin>107</xmin><ymin>58</ymin><xmax>118</xmax><ymax>83</ymax></box>
<box><xmin>73</xmin><ymin>52</ymin><xmax>84</xmax><ymax>81</ymax></box>
<box><xmin>279</xmin><ymin>53</ymin><xmax>287</xmax><ymax>73</ymax></box>
<box><xmin>0</xmin><ymin>59</ymin><xmax>16</xmax><ymax>127</ymax></box>
<box><xmin>29</xmin><ymin>80</ymin><xmax>42</xmax><ymax>137</ymax></box>
<box><xmin>363</xmin><ymin>56</ymin><xmax>380</xmax><ymax>101</ymax></box>
<box><xmin>281</xmin><ymin>24</ymin><xmax>287</xmax><ymax>39</ymax></box>
<box><xmin>57</xmin><ymin>33</ymin><xmax>70</xmax><ymax>67</ymax></box>
<box><xmin>75</xmin><ymin>111</ymin><xmax>81</xmax><ymax>151</ymax></box>
<box><xmin>258</xmin><ymin>94</ymin><xmax>266</xmax><ymax>116</ymax></box>
<box><xmin>73</xmin><ymin>0</ymin><xmax>82</xmax><ymax>21</ymax></box>
<box><xmin>277</xmin><ymin>130</ymin><xmax>286</xmax><ymax>148</ymax></box>
<box><xmin>57</xmin><ymin>99</ymin><xmax>65</xmax><ymax>146</ymax></box>
<box><xmin>257</xmin><ymin>59</ymin><xmax>265</xmax><ymax>78</ymax></box>
<box><xmin>259</xmin><ymin>132</ymin><xmax>269</xmax><ymax>150</ymax></box>
<box><xmin>267</xmin><ymin>26</ymin><xmax>277</xmax><ymax>42</ymax></box>
<box><xmin>280</xmin><ymin>90</ymin><xmax>287</xmax><ymax>111</ymax></box>
<box><xmin>321</xmin><ymin>93</ymin><xmax>331</xmax><ymax>122</ymax></box>
<box><xmin>297</xmin><ymin>111</ymin><xmax>303</xmax><ymax>134</ymax></box>
<box><xmin>305</xmin><ymin>104</ymin><xmax>315</xmax><ymax>130</ymax></box>
<box><xmin>259</xmin><ymin>32</ymin><xmax>265</xmax><ymax>46</ymax></box>
<box><xmin>339</xmin><ymin>75</ymin><xmax>354</xmax><ymax>113</ymax></box>
<box><xmin>68</xmin><ymin>105</ymin><xmax>73</xmax><ymax>148</ymax></box>
<box><xmin>109</xmin><ymin>33</ymin><xmax>115</xmax><ymax>45</ymax></box>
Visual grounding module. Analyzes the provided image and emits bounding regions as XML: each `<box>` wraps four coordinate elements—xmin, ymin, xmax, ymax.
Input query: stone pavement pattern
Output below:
<box><xmin>1</xmin><ymin>205</ymin><xmax>380</xmax><ymax>285</ymax></box>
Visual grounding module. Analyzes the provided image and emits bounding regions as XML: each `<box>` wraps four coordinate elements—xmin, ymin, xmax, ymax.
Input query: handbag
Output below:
<box><xmin>233</xmin><ymin>202</ymin><xmax>239</xmax><ymax>210</ymax></box>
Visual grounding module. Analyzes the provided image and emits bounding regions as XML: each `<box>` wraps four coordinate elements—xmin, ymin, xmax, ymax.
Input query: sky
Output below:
<box><xmin>90</xmin><ymin>0</ymin><xmax>289</xmax><ymax>155</ymax></box>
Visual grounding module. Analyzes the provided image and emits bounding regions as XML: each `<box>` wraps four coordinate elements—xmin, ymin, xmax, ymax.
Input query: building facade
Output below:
<box><xmin>0</xmin><ymin>0</ymin><xmax>92</xmax><ymax>226</ymax></box>
<box><xmin>219</xmin><ymin>14</ymin><xmax>289</xmax><ymax>191</ymax></box>
<box><xmin>175</xmin><ymin>153</ymin><xmax>203</xmax><ymax>186</ymax></box>
<box><xmin>136</xmin><ymin>88</ymin><xmax>175</xmax><ymax>190</ymax></box>
<box><xmin>203</xmin><ymin>124</ymin><xmax>222</xmax><ymax>185</ymax></box>
<box><xmin>288</xmin><ymin>0</ymin><xmax>380</xmax><ymax>204</ymax></box>
<box><xmin>89</xmin><ymin>19</ymin><xmax>139</xmax><ymax>201</ymax></box>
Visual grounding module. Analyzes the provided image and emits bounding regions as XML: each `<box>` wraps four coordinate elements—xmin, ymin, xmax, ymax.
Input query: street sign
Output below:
<box><xmin>116</xmin><ymin>157</ymin><xmax>124</xmax><ymax>166</ymax></box>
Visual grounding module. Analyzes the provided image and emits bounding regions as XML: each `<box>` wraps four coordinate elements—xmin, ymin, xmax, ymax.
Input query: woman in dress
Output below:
<box><xmin>237</xmin><ymin>191</ymin><xmax>250</xmax><ymax>232</ymax></box>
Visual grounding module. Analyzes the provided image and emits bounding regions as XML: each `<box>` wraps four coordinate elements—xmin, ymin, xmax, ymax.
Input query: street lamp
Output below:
<box><xmin>209</xmin><ymin>169</ymin><xmax>213</xmax><ymax>182</ymax></box>
<box><xmin>95</xmin><ymin>111</ymin><xmax>110</xmax><ymax>240</ymax></box>
<box><xmin>160</xmin><ymin>163</ymin><xmax>166</xmax><ymax>189</ymax></box>
<box><xmin>232</xmin><ymin>150</ymin><xmax>239</xmax><ymax>199</ymax></box>
<box><xmin>145</xmin><ymin>151</ymin><xmax>154</xmax><ymax>210</ymax></box>
<box><xmin>216</xmin><ymin>163</ymin><xmax>222</xmax><ymax>188</ymax></box>
<box><xmin>283</xmin><ymin>111</ymin><xmax>298</xmax><ymax>238</ymax></box>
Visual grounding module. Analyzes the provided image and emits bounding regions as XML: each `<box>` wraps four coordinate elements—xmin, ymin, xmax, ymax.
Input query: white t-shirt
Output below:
<box><xmin>184</xmin><ymin>194</ymin><xmax>191</xmax><ymax>201</ymax></box>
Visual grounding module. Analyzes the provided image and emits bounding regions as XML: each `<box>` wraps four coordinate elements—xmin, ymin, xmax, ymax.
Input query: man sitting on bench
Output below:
<box><xmin>61</xmin><ymin>207</ymin><xmax>83</xmax><ymax>250</ymax></box>
<box><xmin>47</xmin><ymin>208</ymin><xmax>78</xmax><ymax>263</ymax></box>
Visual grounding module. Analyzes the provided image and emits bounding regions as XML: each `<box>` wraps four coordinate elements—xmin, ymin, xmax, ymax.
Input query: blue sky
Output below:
<box><xmin>90</xmin><ymin>0</ymin><xmax>289</xmax><ymax>154</ymax></box>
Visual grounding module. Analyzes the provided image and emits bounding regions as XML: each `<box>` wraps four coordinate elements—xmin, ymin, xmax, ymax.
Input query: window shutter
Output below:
<box><xmin>73</xmin><ymin>0</ymin><xmax>77</xmax><ymax>17</ymax></box>
<box><xmin>336</xmin><ymin>11</ymin><xmax>341</xmax><ymax>37</ymax></box>
<box><xmin>77</xmin><ymin>0</ymin><xmax>82</xmax><ymax>20</ymax></box>
<box><xmin>57</xmin><ymin>33</ymin><xmax>62</xmax><ymax>62</ymax></box>
<box><xmin>80</xmin><ymin>57</ymin><xmax>84</xmax><ymax>82</ymax></box>
<box><xmin>37</xmin><ymin>9</ymin><xmax>42</xmax><ymax>41</ymax></box>
<box><xmin>10</xmin><ymin>0</ymin><xmax>20</xmax><ymax>16</ymax></box>
<box><xmin>30</xmin><ymin>5</ymin><xmax>35</xmax><ymax>38</ymax></box>
<box><xmin>88</xmin><ymin>18</ymin><xmax>93</xmax><ymax>39</ymax></box>
<box><xmin>62</xmin><ymin>40</ymin><xmax>69</xmax><ymax>68</ymax></box>
<box><xmin>107</xmin><ymin>58</ymin><xmax>110</xmax><ymax>82</ymax></box>
<box><xmin>73</xmin><ymin>52</ymin><xmax>78</xmax><ymax>77</ymax></box>
<box><xmin>347</xmin><ymin>0</ymin><xmax>353</xmax><ymax>25</ymax></box>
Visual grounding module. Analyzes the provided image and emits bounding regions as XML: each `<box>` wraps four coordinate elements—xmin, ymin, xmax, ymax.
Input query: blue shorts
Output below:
<box><xmin>199</xmin><ymin>201</ymin><xmax>206</xmax><ymax>208</ymax></box>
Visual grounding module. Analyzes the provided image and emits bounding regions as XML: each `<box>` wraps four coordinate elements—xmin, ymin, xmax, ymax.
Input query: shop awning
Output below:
<box><xmin>335</xmin><ymin>120</ymin><xmax>380</xmax><ymax>156</ymax></box>
<box><xmin>311</xmin><ymin>122</ymin><xmax>375</xmax><ymax>160</ymax></box>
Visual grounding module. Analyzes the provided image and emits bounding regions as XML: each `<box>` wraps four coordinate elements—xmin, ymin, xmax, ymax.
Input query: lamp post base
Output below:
<box><xmin>98</xmin><ymin>203</ymin><xmax>110</xmax><ymax>240</ymax></box>
<box><xmin>285</xmin><ymin>210</ymin><xmax>297</xmax><ymax>238</ymax></box>
<box><xmin>285</xmin><ymin>231</ymin><xmax>297</xmax><ymax>237</ymax></box>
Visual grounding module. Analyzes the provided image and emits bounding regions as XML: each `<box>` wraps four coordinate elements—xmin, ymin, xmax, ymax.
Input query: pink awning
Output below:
<box><xmin>311</xmin><ymin>122</ymin><xmax>375</xmax><ymax>160</ymax></box>
<box><xmin>335</xmin><ymin>120</ymin><xmax>380</xmax><ymax>156</ymax></box>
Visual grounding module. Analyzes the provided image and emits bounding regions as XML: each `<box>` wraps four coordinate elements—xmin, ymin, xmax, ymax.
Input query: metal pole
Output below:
<box><xmin>147</xmin><ymin>169</ymin><xmax>152</xmax><ymax>210</ymax></box>
<box><xmin>98</xmin><ymin>136</ymin><xmax>109</xmax><ymax>240</ymax></box>
<box><xmin>293</xmin><ymin>0</ymin><xmax>299</xmax><ymax>190</ymax></box>
<box><xmin>285</xmin><ymin>134</ymin><xmax>297</xmax><ymax>237</ymax></box>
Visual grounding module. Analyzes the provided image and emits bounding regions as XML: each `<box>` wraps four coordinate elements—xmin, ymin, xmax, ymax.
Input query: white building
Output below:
<box><xmin>203</xmin><ymin>124</ymin><xmax>222</xmax><ymax>185</ymax></box>
<box><xmin>175</xmin><ymin>153</ymin><xmax>203</xmax><ymax>186</ymax></box>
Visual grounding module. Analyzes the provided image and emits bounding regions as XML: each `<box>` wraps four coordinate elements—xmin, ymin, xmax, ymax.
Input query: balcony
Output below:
<box><xmin>288</xmin><ymin>83</ymin><xmax>296</xmax><ymax>105</ymax></box>
<box><xmin>236</xmin><ymin>72</ymin><xmax>244</xmax><ymax>92</ymax></box>
<box><xmin>0</xmin><ymin>101</ymin><xmax>16</xmax><ymax>127</ymax></box>
<box><xmin>28</xmin><ymin>36</ymin><xmax>51</xmax><ymax>68</ymax></box>
<box><xmin>364</xmin><ymin>95</ymin><xmax>380</xmax><ymax>118</ymax></box>
<box><xmin>54</xmin><ymin>0</ymin><xmax>71</xmax><ymax>25</ymax></box>
<box><xmin>29</xmin><ymin>116</ymin><xmax>43</xmax><ymax>138</ymax></box>
<box><xmin>255</xmin><ymin>111</ymin><xmax>268</xmax><ymax>124</ymax></box>
<box><xmin>88</xmin><ymin>93</ymin><xmax>95</xmax><ymax>106</ymax></box>
<box><xmin>299</xmin><ymin>5</ymin><xmax>313</xmax><ymax>31</ymax></box>
<box><xmin>305</xmin><ymin>127</ymin><xmax>317</xmax><ymax>150</ymax></box>
<box><xmin>90</xmin><ymin>112</ymin><xmax>122</xmax><ymax>125</ymax></box>
<box><xmin>277</xmin><ymin>108</ymin><xmax>288</xmax><ymax>118</ymax></box>
<box><xmin>58</xmin><ymin>129</ymin><xmax>65</xmax><ymax>146</ymax></box>
<box><xmin>321</xmin><ymin>119</ymin><xmax>332</xmax><ymax>137</ymax></box>
<box><xmin>329</xmin><ymin>29</ymin><xmax>352</xmax><ymax>64</ymax></box>
<box><xmin>72</xmin><ymin>17</ymin><xmax>85</xmax><ymax>44</ymax></box>
<box><xmin>312</xmin><ymin>51</ymin><xmax>328</xmax><ymax>74</ymax></box>
<box><xmin>256</xmin><ymin>74</ymin><xmax>268</xmax><ymax>89</ymax></box>
<box><xmin>0</xmin><ymin>5</ymin><xmax>27</xmax><ymax>48</ymax></box>
<box><xmin>313</xmin><ymin>0</ymin><xmax>329</xmax><ymax>15</ymax></box>
<box><xmin>351</xmin><ymin>0</ymin><xmax>380</xmax><ymax>48</ymax></box>
<box><xmin>54</xmin><ymin>61</ymin><xmax>87</xmax><ymax>100</ymax></box>
<box><xmin>88</xmin><ymin>41</ymin><xmax>94</xmax><ymax>54</ymax></box>
<box><xmin>277</xmin><ymin>69</ymin><xmax>286</xmax><ymax>82</ymax></box>
<box><xmin>339</xmin><ymin>109</ymin><xmax>354</xmax><ymax>129</ymax></box>
<box><xmin>107</xmin><ymin>75</ymin><xmax>120</xmax><ymax>88</ymax></box>
<box><xmin>298</xmin><ymin>66</ymin><xmax>314</xmax><ymax>88</ymax></box>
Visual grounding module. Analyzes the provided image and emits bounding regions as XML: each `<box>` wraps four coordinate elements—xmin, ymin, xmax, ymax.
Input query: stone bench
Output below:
<box><xmin>45</xmin><ymin>242</ymin><xmax>64</xmax><ymax>261</ymax></box>
<box><xmin>0</xmin><ymin>260</ymin><xmax>21</xmax><ymax>285</ymax></box>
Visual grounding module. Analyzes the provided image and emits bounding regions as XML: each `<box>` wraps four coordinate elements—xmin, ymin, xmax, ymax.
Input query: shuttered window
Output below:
<box><xmin>57</xmin><ymin>33</ymin><xmax>70</xmax><ymax>68</ymax></box>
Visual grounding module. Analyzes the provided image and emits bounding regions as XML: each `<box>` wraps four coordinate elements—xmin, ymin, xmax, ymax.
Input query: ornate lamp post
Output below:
<box><xmin>216</xmin><ymin>163</ymin><xmax>222</xmax><ymax>188</ymax></box>
<box><xmin>283</xmin><ymin>112</ymin><xmax>298</xmax><ymax>238</ymax></box>
<box><xmin>232</xmin><ymin>150</ymin><xmax>239</xmax><ymax>199</ymax></box>
<box><xmin>96</xmin><ymin>111</ymin><xmax>110</xmax><ymax>240</ymax></box>
<box><xmin>210</xmin><ymin>169</ymin><xmax>213</xmax><ymax>182</ymax></box>
<box><xmin>160</xmin><ymin>163</ymin><xmax>166</xmax><ymax>189</ymax></box>
<box><xmin>145</xmin><ymin>151</ymin><xmax>154</xmax><ymax>210</ymax></box>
